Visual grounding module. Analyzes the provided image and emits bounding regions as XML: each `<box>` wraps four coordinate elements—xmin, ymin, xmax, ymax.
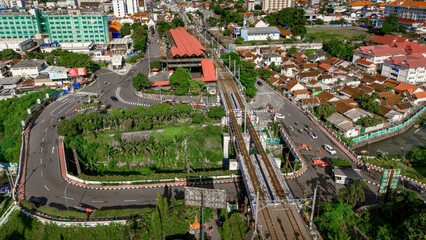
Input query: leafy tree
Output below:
<box><xmin>315</xmin><ymin>202</ymin><xmax>356</xmax><ymax>240</ymax></box>
<box><xmin>264</xmin><ymin>7</ymin><xmax>307</xmax><ymax>37</ymax></box>
<box><xmin>208</xmin><ymin>106</ymin><xmax>226</xmax><ymax>119</ymax></box>
<box><xmin>268</xmin><ymin>62</ymin><xmax>280</xmax><ymax>72</ymax></box>
<box><xmin>223</xmin><ymin>29</ymin><xmax>232</xmax><ymax>36</ymax></box>
<box><xmin>121</xmin><ymin>23</ymin><xmax>131</xmax><ymax>36</ymax></box>
<box><xmin>192</xmin><ymin>113</ymin><xmax>205</xmax><ymax>124</ymax></box>
<box><xmin>331</xmin><ymin>158</ymin><xmax>352</xmax><ymax>168</ymax></box>
<box><xmin>254</xmin><ymin>4</ymin><xmax>261</xmax><ymax>10</ymax></box>
<box><xmin>287</xmin><ymin>47</ymin><xmax>297</xmax><ymax>56</ymax></box>
<box><xmin>0</xmin><ymin>49</ymin><xmax>20</xmax><ymax>60</ymax></box>
<box><xmin>407</xmin><ymin>146</ymin><xmax>426</xmax><ymax>166</ymax></box>
<box><xmin>234</xmin><ymin>36</ymin><xmax>245</xmax><ymax>44</ymax></box>
<box><xmin>172</xmin><ymin>17</ymin><xmax>185</xmax><ymax>28</ymax></box>
<box><xmin>149</xmin><ymin>60</ymin><xmax>161</xmax><ymax>70</ymax></box>
<box><xmin>314</xmin><ymin>18</ymin><xmax>324</xmax><ymax>25</ymax></box>
<box><xmin>323</xmin><ymin>38</ymin><xmax>359</xmax><ymax>61</ymax></box>
<box><xmin>357</xmin><ymin>93</ymin><xmax>380</xmax><ymax>113</ymax></box>
<box><xmin>315</xmin><ymin>102</ymin><xmax>336</xmax><ymax>119</ymax></box>
<box><xmin>132</xmin><ymin>25</ymin><xmax>148</xmax><ymax>51</ymax></box>
<box><xmin>131</xmin><ymin>22</ymin><xmax>142</xmax><ymax>30</ymax></box>
<box><xmin>381</xmin><ymin>13</ymin><xmax>399</xmax><ymax>35</ymax></box>
<box><xmin>259</xmin><ymin>68</ymin><xmax>273</xmax><ymax>80</ymax></box>
<box><xmin>337</xmin><ymin>179</ymin><xmax>366</xmax><ymax>207</ymax></box>
<box><xmin>132</xmin><ymin>73</ymin><xmax>151</xmax><ymax>91</ymax></box>
<box><xmin>157</xmin><ymin>21</ymin><xmax>172</xmax><ymax>36</ymax></box>
<box><xmin>186</xmin><ymin>13</ymin><xmax>193</xmax><ymax>22</ymax></box>
<box><xmin>169</xmin><ymin>67</ymin><xmax>191</xmax><ymax>95</ymax></box>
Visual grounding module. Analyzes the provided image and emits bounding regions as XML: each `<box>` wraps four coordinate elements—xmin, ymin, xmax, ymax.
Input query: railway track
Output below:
<box><xmin>191</xmin><ymin>28</ymin><xmax>307</xmax><ymax>239</ymax></box>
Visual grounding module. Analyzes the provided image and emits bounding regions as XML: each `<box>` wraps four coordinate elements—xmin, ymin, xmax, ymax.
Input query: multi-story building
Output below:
<box><xmin>44</xmin><ymin>12</ymin><xmax>109</xmax><ymax>43</ymax></box>
<box><xmin>381</xmin><ymin>55</ymin><xmax>426</xmax><ymax>84</ymax></box>
<box><xmin>113</xmin><ymin>0</ymin><xmax>139</xmax><ymax>18</ymax></box>
<box><xmin>352</xmin><ymin>45</ymin><xmax>406</xmax><ymax>69</ymax></box>
<box><xmin>0</xmin><ymin>0</ymin><xmax>25</xmax><ymax>8</ymax></box>
<box><xmin>261</xmin><ymin>0</ymin><xmax>293</xmax><ymax>12</ymax></box>
<box><xmin>384</xmin><ymin>1</ymin><xmax>426</xmax><ymax>22</ymax></box>
<box><xmin>0</xmin><ymin>9</ymin><xmax>42</xmax><ymax>39</ymax></box>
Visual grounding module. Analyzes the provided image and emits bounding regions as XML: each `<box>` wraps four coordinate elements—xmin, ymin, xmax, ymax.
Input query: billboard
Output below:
<box><xmin>49</xmin><ymin>70</ymin><xmax>68</xmax><ymax>80</ymax></box>
<box><xmin>379</xmin><ymin>169</ymin><xmax>401</xmax><ymax>194</ymax></box>
<box><xmin>68</xmin><ymin>67</ymin><xmax>86</xmax><ymax>77</ymax></box>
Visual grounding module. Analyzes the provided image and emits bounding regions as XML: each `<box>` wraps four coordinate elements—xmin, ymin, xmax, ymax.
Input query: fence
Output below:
<box><xmin>352</xmin><ymin>107</ymin><xmax>426</xmax><ymax>146</ymax></box>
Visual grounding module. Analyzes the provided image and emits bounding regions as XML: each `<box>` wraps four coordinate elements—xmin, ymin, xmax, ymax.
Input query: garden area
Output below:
<box><xmin>362</xmin><ymin>146</ymin><xmax>426</xmax><ymax>184</ymax></box>
<box><xmin>3</xmin><ymin>195</ymin><xmax>215</xmax><ymax>240</ymax></box>
<box><xmin>58</xmin><ymin>103</ymin><xmax>228</xmax><ymax>180</ymax></box>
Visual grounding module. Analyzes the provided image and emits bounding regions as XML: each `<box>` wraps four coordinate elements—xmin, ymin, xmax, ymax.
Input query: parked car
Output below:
<box><xmin>323</xmin><ymin>144</ymin><xmax>337</xmax><ymax>155</ymax></box>
<box><xmin>257</xmin><ymin>81</ymin><xmax>263</xmax><ymax>86</ymax></box>
<box><xmin>275</xmin><ymin>113</ymin><xmax>285</xmax><ymax>119</ymax></box>
<box><xmin>111</xmin><ymin>96</ymin><xmax>118</xmax><ymax>102</ymax></box>
<box><xmin>309</xmin><ymin>131</ymin><xmax>318</xmax><ymax>139</ymax></box>
<box><xmin>313</xmin><ymin>157</ymin><xmax>330</xmax><ymax>167</ymax></box>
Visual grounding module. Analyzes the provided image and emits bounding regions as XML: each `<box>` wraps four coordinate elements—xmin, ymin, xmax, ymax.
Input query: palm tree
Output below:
<box><xmin>338</xmin><ymin>179</ymin><xmax>366</xmax><ymax>207</ymax></box>
<box><xmin>103</xmin><ymin>145</ymin><xmax>116</xmax><ymax>161</ymax></box>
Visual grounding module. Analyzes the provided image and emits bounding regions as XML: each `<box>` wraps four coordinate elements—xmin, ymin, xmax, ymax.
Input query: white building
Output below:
<box><xmin>11</xmin><ymin>60</ymin><xmax>46</xmax><ymax>78</ymax></box>
<box><xmin>113</xmin><ymin>0</ymin><xmax>139</xmax><ymax>18</ymax></box>
<box><xmin>262</xmin><ymin>0</ymin><xmax>293</xmax><ymax>12</ymax></box>
<box><xmin>0</xmin><ymin>0</ymin><xmax>25</xmax><ymax>8</ymax></box>
<box><xmin>0</xmin><ymin>38</ymin><xmax>35</xmax><ymax>53</ymax></box>
<box><xmin>381</xmin><ymin>55</ymin><xmax>426</xmax><ymax>84</ymax></box>
<box><xmin>240</xmin><ymin>27</ymin><xmax>280</xmax><ymax>41</ymax></box>
<box><xmin>352</xmin><ymin>45</ymin><xmax>406</xmax><ymax>69</ymax></box>
<box><xmin>263</xmin><ymin>51</ymin><xmax>282</xmax><ymax>67</ymax></box>
<box><xmin>383</xmin><ymin>1</ymin><xmax>426</xmax><ymax>22</ymax></box>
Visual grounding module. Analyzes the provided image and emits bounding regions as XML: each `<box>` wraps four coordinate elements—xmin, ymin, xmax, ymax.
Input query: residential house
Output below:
<box><xmin>373</xmin><ymin>34</ymin><xmax>409</xmax><ymax>46</ymax></box>
<box><xmin>11</xmin><ymin>60</ymin><xmax>46</xmax><ymax>78</ymax></box>
<box><xmin>316</xmin><ymin>91</ymin><xmax>340</xmax><ymax>104</ymax></box>
<box><xmin>263</xmin><ymin>51</ymin><xmax>282</xmax><ymax>66</ymax></box>
<box><xmin>378</xmin><ymin>105</ymin><xmax>404</xmax><ymax>122</ymax></box>
<box><xmin>296</xmin><ymin>70</ymin><xmax>321</xmax><ymax>83</ymax></box>
<box><xmin>381</xmin><ymin>54</ymin><xmax>426</xmax><ymax>84</ymax></box>
<box><xmin>413</xmin><ymin>91</ymin><xmax>426</xmax><ymax>105</ymax></box>
<box><xmin>378</xmin><ymin>91</ymin><xmax>403</xmax><ymax>107</ymax></box>
<box><xmin>352</xmin><ymin>45</ymin><xmax>406</xmax><ymax>69</ymax></box>
<box><xmin>335</xmin><ymin>101</ymin><xmax>373</xmax><ymax>122</ymax></box>
<box><xmin>394</xmin><ymin>82</ymin><xmax>424</xmax><ymax>97</ymax></box>
<box><xmin>326</xmin><ymin>112</ymin><xmax>360</xmax><ymax>138</ymax></box>
<box><xmin>355</xmin><ymin>58</ymin><xmax>377</xmax><ymax>75</ymax></box>
<box><xmin>396</xmin><ymin>102</ymin><xmax>414</xmax><ymax>113</ymax></box>
<box><xmin>340</xmin><ymin>86</ymin><xmax>368</xmax><ymax>99</ymax></box>
<box><xmin>253</xmin><ymin>19</ymin><xmax>269</xmax><ymax>28</ymax></box>
<box><xmin>281</xmin><ymin>62</ymin><xmax>298</xmax><ymax>77</ymax></box>
<box><xmin>0</xmin><ymin>76</ymin><xmax>22</xmax><ymax>89</ymax></box>
<box><xmin>284</xmin><ymin>79</ymin><xmax>305</xmax><ymax>92</ymax></box>
<box><xmin>240</xmin><ymin>27</ymin><xmax>280</xmax><ymax>41</ymax></box>
<box><xmin>291</xmin><ymin>89</ymin><xmax>310</xmax><ymax>100</ymax></box>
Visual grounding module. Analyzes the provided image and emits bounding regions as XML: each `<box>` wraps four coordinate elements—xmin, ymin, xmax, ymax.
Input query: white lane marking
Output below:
<box><xmin>92</xmin><ymin>200</ymin><xmax>104</xmax><ymax>203</ymax></box>
<box><xmin>44</xmin><ymin>128</ymin><xmax>48</xmax><ymax>133</ymax></box>
<box><xmin>124</xmin><ymin>200</ymin><xmax>137</xmax><ymax>202</ymax></box>
<box><xmin>41</xmin><ymin>119</ymin><xmax>45</xmax><ymax>124</ymax></box>
<box><xmin>50</xmin><ymin>119</ymin><xmax>53</xmax><ymax>123</ymax></box>
<box><xmin>42</xmin><ymin>138</ymin><xmax>45</xmax><ymax>142</ymax></box>
<box><xmin>63</xmin><ymin>197</ymin><xmax>74</xmax><ymax>200</ymax></box>
<box><xmin>415</xmin><ymin>129</ymin><xmax>420</xmax><ymax>133</ymax></box>
<box><xmin>41</xmin><ymin>148</ymin><xmax>43</xmax><ymax>153</ymax></box>
<box><xmin>287</xmin><ymin>113</ymin><xmax>291</xmax><ymax>117</ymax></box>
<box><xmin>44</xmin><ymin>185</ymin><xmax>50</xmax><ymax>191</ymax></box>
<box><xmin>41</xmin><ymin>171</ymin><xmax>43</xmax><ymax>177</ymax></box>
<box><xmin>52</xmin><ymin>147</ymin><xmax>55</xmax><ymax>154</ymax></box>
<box><xmin>40</xmin><ymin>158</ymin><xmax>42</xmax><ymax>164</ymax></box>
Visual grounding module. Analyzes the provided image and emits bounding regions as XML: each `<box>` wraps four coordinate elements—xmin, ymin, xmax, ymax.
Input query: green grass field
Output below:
<box><xmin>306</xmin><ymin>27</ymin><xmax>370</xmax><ymax>41</ymax></box>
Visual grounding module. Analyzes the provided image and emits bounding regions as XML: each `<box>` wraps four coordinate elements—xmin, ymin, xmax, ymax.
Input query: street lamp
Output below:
<box><xmin>64</xmin><ymin>182</ymin><xmax>71</xmax><ymax>211</ymax></box>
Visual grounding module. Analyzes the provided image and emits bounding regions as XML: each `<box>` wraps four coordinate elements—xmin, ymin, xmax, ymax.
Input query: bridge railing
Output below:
<box><xmin>250</xmin><ymin>155</ymin><xmax>273</xmax><ymax>202</ymax></box>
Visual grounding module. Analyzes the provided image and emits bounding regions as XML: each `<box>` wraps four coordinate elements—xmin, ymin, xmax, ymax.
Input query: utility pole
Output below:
<box><xmin>309</xmin><ymin>185</ymin><xmax>318</xmax><ymax>230</ymax></box>
<box><xmin>254</xmin><ymin>190</ymin><xmax>259</xmax><ymax>232</ymax></box>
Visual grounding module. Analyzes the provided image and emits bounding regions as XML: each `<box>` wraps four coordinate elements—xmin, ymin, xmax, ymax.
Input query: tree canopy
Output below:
<box><xmin>0</xmin><ymin>49</ymin><xmax>20</xmax><ymax>60</ymax></box>
<box><xmin>234</xmin><ymin>36</ymin><xmax>244</xmax><ymax>44</ymax></box>
<box><xmin>132</xmin><ymin>73</ymin><xmax>151</xmax><ymax>91</ymax></box>
<box><xmin>149</xmin><ymin>60</ymin><xmax>161</xmax><ymax>70</ymax></box>
<box><xmin>25</xmin><ymin>49</ymin><xmax>94</xmax><ymax>72</ymax></box>
<box><xmin>381</xmin><ymin>13</ymin><xmax>406</xmax><ymax>35</ymax></box>
<box><xmin>264</xmin><ymin>7</ymin><xmax>307</xmax><ymax>37</ymax></box>
<box><xmin>169</xmin><ymin>68</ymin><xmax>204</xmax><ymax>95</ymax></box>
<box><xmin>120</xmin><ymin>23</ymin><xmax>131</xmax><ymax>36</ymax></box>
<box><xmin>132</xmin><ymin>24</ymin><xmax>148</xmax><ymax>51</ymax></box>
<box><xmin>315</xmin><ymin>102</ymin><xmax>336</xmax><ymax>119</ymax></box>
<box><xmin>357</xmin><ymin>93</ymin><xmax>380</xmax><ymax>113</ymax></box>
<box><xmin>172</xmin><ymin>17</ymin><xmax>185</xmax><ymax>28</ymax></box>
<box><xmin>323</xmin><ymin>38</ymin><xmax>360</xmax><ymax>61</ymax></box>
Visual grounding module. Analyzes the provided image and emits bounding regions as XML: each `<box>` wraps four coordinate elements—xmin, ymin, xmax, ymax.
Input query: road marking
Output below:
<box><xmin>52</xmin><ymin>147</ymin><xmax>55</xmax><ymax>154</ymax></box>
<box><xmin>42</xmin><ymin>138</ymin><xmax>45</xmax><ymax>142</ymax></box>
<box><xmin>287</xmin><ymin>113</ymin><xmax>291</xmax><ymax>117</ymax></box>
<box><xmin>41</xmin><ymin>148</ymin><xmax>43</xmax><ymax>153</ymax></box>
<box><xmin>92</xmin><ymin>200</ymin><xmax>104</xmax><ymax>203</ymax></box>
<box><xmin>41</xmin><ymin>119</ymin><xmax>45</xmax><ymax>124</ymax></box>
<box><xmin>44</xmin><ymin>128</ymin><xmax>48</xmax><ymax>133</ymax></box>
<box><xmin>415</xmin><ymin>129</ymin><xmax>420</xmax><ymax>133</ymax></box>
<box><xmin>63</xmin><ymin>197</ymin><xmax>74</xmax><ymax>200</ymax></box>
<box><xmin>44</xmin><ymin>185</ymin><xmax>50</xmax><ymax>191</ymax></box>
<box><xmin>50</xmin><ymin>119</ymin><xmax>53</xmax><ymax>123</ymax></box>
<box><xmin>41</xmin><ymin>171</ymin><xmax>43</xmax><ymax>177</ymax></box>
<box><xmin>124</xmin><ymin>200</ymin><xmax>137</xmax><ymax>202</ymax></box>
<box><xmin>40</xmin><ymin>158</ymin><xmax>42</xmax><ymax>164</ymax></box>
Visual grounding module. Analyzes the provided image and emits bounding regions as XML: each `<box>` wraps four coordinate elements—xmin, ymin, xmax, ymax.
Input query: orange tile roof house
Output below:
<box><xmin>373</xmin><ymin>34</ymin><xmax>408</xmax><ymax>46</ymax></box>
<box><xmin>394</xmin><ymin>82</ymin><xmax>424</xmax><ymax>96</ymax></box>
<box><xmin>413</xmin><ymin>91</ymin><xmax>426</xmax><ymax>105</ymax></box>
<box><xmin>352</xmin><ymin>45</ymin><xmax>407</xmax><ymax>68</ymax></box>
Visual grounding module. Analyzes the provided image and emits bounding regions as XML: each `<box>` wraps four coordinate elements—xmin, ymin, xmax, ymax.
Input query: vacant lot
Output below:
<box><xmin>306</xmin><ymin>26</ymin><xmax>370</xmax><ymax>41</ymax></box>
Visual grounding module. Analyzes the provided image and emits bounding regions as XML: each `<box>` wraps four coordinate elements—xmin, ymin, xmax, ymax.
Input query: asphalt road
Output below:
<box><xmin>23</xmin><ymin>32</ymin><xmax>244</xmax><ymax>211</ymax></box>
<box><xmin>251</xmin><ymin>82</ymin><xmax>381</xmax><ymax>201</ymax></box>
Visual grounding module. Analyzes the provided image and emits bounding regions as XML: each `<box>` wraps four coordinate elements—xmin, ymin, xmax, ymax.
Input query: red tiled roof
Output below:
<box><xmin>170</xmin><ymin>27</ymin><xmax>205</xmax><ymax>58</ymax></box>
<box><xmin>384</xmin><ymin>54</ymin><xmax>426</xmax><ymax>68</ymax></box>
<box><xmin>395</xmin><ymin>82</ymin><xmax>423</xmax><ymax>95</ymax></box>
<box><xmin>357</xmin><ymin>59</ymin><xmax>374</xmax><ymax>66</ymax></box>
<box><xmin>414</xmin><ymin>91</ymin><xmax>426</xmax><ymax>99</ymax></box>
<box><xmin>385</xmin><ymin>1</ymin><xmax>426</xmax><ymax>8</ymax></box>
<box><xmin>379</xmin><ymin>17</ymin><xmax>426</xmax><ymax>27</ymax></box>
<box><xmin>347</xmin><ymin>1</ymin><xmax>374</xmax><ymax>6</ymax></box>
<box><xmin>394</xmin><ymin>41</ymin><xmax>426</xmax><ymax>55</ymax></box>
<box><xmin>319</xmin><ymin>63</ymin><xmax>332</xmax><ymax>70</ymax></box>
<box><xmin>109</xmin><ymin>21</ymin><xmax>122</xmax><ymax>32</ymax></box>
<box><xmin>197</xmin><ymin>60</ymin><xmax>217</xmax><ymax>82</ymax></box>
<box><xmin>373</xmin><ymin>34</ymin><xmax>408</xmax><ymax>46</ymax></box>
<box><xmin>152</xmin><ymin>81</ymin><xmax>170</xmax><ymax>86</ymax></box>
<box><xmin>354</xmin><ymin>45</ymin><xmax>406</xmax><ymax>57</ymax></box>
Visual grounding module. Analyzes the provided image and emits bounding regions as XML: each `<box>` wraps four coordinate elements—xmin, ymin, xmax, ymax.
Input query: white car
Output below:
<box><xmin>275</xmin><ymin>113</ymin><xmax>285</xmax><ymax>119</ymax></box>
<box><xmin>323</xmin><ymin>144</ymin><xmax>337</xmax><ymax>155</ymax></box>
<box><xmin>309</xmin><ymin>131</ymin><xmax>318</xmax><ymax>139</ymax></box>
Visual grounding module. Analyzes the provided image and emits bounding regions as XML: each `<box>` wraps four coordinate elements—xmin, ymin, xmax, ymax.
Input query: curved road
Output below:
<box><xmin>23</xmin><ymin>33</ymin><xmax>241</xmax><ymax>211</ymax></box>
